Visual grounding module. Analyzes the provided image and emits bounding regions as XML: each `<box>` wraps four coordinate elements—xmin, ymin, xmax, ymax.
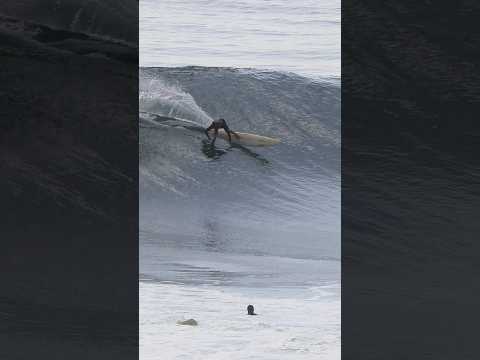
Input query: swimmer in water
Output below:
<box><xmin>205</xmin><ymin>118</ymin><xmax>237</xmax><ymax>145</ymax></box>
<box><xmin>247</xmin><ymin>304</ymin><xmax>257</xmax><ymax>315</ymax></box>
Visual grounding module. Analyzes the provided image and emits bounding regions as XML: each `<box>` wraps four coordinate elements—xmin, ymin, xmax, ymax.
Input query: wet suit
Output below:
<box><xmin>205</xmin><ymin>118</ymin><xmax>237</xmax><ymax>145</ymax></box>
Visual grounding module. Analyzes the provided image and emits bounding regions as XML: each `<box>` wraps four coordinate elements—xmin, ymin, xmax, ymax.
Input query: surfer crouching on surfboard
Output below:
<box><xmin>205</xmin><ymin>118</ymin><xmax>237</xmax><ymax>145</ymax></box>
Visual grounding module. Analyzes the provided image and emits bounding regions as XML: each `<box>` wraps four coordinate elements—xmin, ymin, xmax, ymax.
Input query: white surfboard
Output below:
<box><xmin>208</xmin><ymin>129</ymin><xmax>280</xmax><ymax>146</ymax></box>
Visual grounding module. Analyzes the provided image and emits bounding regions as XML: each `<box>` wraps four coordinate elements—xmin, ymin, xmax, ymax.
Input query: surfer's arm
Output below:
<box><xmin>223</xmin><ymin>125</ymin><xmax>234</xmax><ymax>142</ymax></box>
<box><xmin>204</xmin><ymin>123</ymin><xmax>214</xmax><ymax>139</ymax></box>
<box><xmin>211</xmin><ymin>128</ymin><xmax>218</xmax><ymax>145</ymax></box>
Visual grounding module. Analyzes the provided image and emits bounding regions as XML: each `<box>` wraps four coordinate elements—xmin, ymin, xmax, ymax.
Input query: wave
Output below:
<box><xmin>0</xmin><ymin>1</ymin><xmax>138</xmax><ymax>44</ymax></box>
<box><xmin>139</xmin><ymin>67</ymin><xmax>340</xmax><ymax>261</ymax></box>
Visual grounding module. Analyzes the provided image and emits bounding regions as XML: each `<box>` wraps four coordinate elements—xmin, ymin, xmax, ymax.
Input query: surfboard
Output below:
<box><xmin>207</xmin><ymin>129</ymin><xmax>280</xmax><ymax>146</ymax></box>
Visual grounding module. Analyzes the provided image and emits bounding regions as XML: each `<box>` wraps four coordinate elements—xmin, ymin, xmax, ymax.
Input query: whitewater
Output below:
<box><xmin>140</xmin><ymin>1</ymin><xmax>340</xmax><ymax>359</ymax></box>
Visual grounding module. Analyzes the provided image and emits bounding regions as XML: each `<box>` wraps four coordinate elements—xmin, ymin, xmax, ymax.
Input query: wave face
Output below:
<box><xmin>140</xmin><ymin>67</ymin><xmax>340</xmax><ymax>262</ymax></box>
<box><xmin>0</xmin><ymin>0</ymin><xmax>137</xmax><ymax>43</ymax></box>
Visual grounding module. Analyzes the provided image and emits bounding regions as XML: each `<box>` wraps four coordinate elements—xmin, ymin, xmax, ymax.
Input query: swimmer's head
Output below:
<box><xmin>247</xmin><ymin>304</ymin><xmax>255</xmax><ymax>315</ymax></box>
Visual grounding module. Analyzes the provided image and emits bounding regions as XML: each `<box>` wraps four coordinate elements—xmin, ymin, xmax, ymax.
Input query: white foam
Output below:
<box><xmin>140</xmin><ymin>282</ymin><xmax>340</xmax><ymax>360</ymax></box>
<box><xmin>139</xmin><ymin>74</ymin><xmax>213</xmax><ymax>126</ymax></box>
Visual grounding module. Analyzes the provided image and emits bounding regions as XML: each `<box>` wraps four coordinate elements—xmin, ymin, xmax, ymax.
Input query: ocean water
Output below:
<box><xmin>140</xmin><ymin>0</ymin><xmax>340</xmax><ymax>78</ymax></box>
<box><xmin>140</xmin><ymin>281</ymin><xmax>340</xmax><ymax>360</ymax></box>
<box><xmin>140</xmin><ymin>1</ymin><xmax>340</xmax><ymax>359</ymax></box>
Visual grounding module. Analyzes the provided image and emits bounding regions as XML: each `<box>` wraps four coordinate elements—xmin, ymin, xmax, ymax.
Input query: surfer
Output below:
<box><xmin>205</xmin><ymin>118</ymin><xmax>237</xmax><ymax>145</ymax></box>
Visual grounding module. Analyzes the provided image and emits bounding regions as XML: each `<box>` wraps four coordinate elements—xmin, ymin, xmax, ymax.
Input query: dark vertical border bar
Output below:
<box><xmin>343</xmin><ymin>1</ymin><xmax>480</xmax><ymax>358</ymax></box>
<box><xmin>0</xmin><ymin>2</ymin><xmax>138</xmax><ymax>359</ymax></box>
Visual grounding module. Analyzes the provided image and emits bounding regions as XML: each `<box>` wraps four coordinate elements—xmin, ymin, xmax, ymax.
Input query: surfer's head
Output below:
<box><xmin>218</xmin><ymin>118</ymin><xmax>226</xmax><ymax>125</ymax></box>
<box><xmin>247</xmin><ymin>304</ymin><xmax>255</xmax><ymax>315</ymax></box>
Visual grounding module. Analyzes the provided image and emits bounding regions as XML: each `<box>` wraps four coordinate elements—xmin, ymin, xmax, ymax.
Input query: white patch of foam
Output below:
<box><xmin>140</xmin><ymin>282</ymin><xmax>340</xmax><ymax>360</ymax></box>
<box><xmin>140</xmin><ymin>75</ymin><xmax>213</xmax><ymax>126</ymax></box>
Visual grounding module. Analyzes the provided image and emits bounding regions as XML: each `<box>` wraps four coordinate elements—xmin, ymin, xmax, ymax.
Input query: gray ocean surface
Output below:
<box><xmin>140</xmin><ymin>0</ymin><xmax>340</xmax><ymax>79</ymax></box>
<box><xmin>140</xmin><ymin>67</ymin><xmax>340</xmax><ymax>284</ymax></box>
<box><xmin>140</xmin><ymin>1</ymin><xmax>340</xmax><ymax>358</ymax></box>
